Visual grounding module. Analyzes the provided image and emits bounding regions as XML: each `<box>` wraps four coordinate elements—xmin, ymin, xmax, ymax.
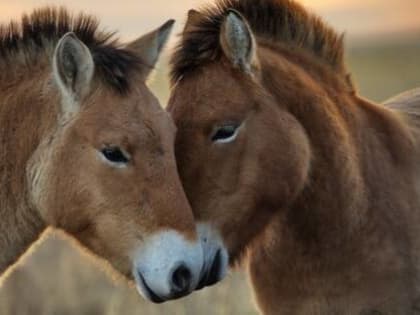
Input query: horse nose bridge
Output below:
<box><xmin>145</xmin><ymin>166</ymin><xmax>197</xmax><ymax>240</ymax></box>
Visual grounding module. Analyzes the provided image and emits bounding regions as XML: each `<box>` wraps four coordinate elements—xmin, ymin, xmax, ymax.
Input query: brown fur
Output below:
<box><xmin>0</xmin><ymin>7</ymin><xmax>196</xmax><ymax>281</ymax></box>
<box><xmin>168</xmin><ymin>0</ymin><xmax>420</xmax><ymax>314</ymax></box>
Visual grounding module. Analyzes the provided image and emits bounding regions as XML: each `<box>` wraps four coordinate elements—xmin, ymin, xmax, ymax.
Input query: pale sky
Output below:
<box><xmin>0</xmin><ymin>0</ymin><xmax>419</xmax><ymax>42</ymax></box>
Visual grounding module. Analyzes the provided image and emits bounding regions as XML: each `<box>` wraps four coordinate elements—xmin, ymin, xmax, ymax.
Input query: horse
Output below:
<box><xmin>167</xmin><ymin>0</ymin><xmax>420</xmax><ymax>313</ymax></box>
<box><xmin>0</xmin><ymin>7</ymin><xmax>220</xmax><ymax>304</ymax></box>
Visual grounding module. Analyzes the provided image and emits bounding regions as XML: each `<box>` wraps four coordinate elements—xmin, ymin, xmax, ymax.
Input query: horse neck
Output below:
<box><xmin>259</xmin><ymin>48</ymin><xmax>418</xmax><ymax>256</ymax></box>
<box><xmin>0</xmin><ymin>64</ymin><xmax>56</xmax><ymax>273</ymax></box>
<box><xmin>247</xmin><ymin>90</ymin><xmax>420</xmax><ymax>309</ymax></box>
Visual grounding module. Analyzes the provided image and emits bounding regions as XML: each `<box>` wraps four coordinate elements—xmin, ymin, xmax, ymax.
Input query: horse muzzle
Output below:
<box><xmin>132</xmin><ymin>230</ymin><xmax>203</xmax><ymax>303</ymax></box>
<box><xmin>195</xmin><ymin>223</ymin><xmax>229</xmax><ymax>290</ymax></box>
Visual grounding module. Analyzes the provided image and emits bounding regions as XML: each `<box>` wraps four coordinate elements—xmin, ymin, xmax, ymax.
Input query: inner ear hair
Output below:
<box><xmin>53</xmin><ymin>32</ymin><xmax>94</xmax><ymax>106</ymax></box>
<box><xmin>220</xmin><ymin>9</ymin><xmax>258</xmax><ymax>74</ymax></box>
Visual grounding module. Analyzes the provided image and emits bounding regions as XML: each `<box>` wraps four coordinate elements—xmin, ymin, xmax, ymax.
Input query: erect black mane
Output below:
<box><xmin>170</xmin><ymin>0</ymin><xmax>347</xmax><ymax>85</ymax></box>
<box><xmin>0</xmin><ymin>7</ymin><xmax>143</xmax><ymax>94</ymax></box>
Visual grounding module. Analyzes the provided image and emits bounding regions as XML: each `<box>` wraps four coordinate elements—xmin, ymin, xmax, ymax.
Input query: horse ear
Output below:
<box><xmin>220</xmin><ymin>10</ymin><xmax>258</xmax><ymax>73</ymax></box>
<box><xmin>184</xmin><ymin>10</ymin><xmax>203</xmax><ymax>33</ymax></box>
<box><xmin>53</xmin><ymin>32</ymin><xmax>94</xmax><ymax>116</ymax></box>
<box><xmin>126</xmin><ymin>20</ymin><xmax>175</xmax><ymax>80</ymax></box>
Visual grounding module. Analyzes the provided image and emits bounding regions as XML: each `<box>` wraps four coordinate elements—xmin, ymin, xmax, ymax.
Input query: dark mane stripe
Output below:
<box><xmin>0</xmin><ymin>7</ymin><xmax>142</xmax><ymax>94</ymax></box>
<box><xmin>170</xmin><ymin>0</ymin><xmax>346</xmax><ymax>84</ymax></box>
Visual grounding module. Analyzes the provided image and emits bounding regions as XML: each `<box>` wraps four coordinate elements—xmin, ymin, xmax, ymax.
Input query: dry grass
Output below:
<box><xmin>1</xmin><ymin>36</ymin><xmax>419</xmax><ymax>315</ymax></box>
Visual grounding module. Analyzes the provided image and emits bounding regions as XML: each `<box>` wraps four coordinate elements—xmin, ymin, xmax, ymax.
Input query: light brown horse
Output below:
<box><xmin>168</xmin><ymin>0</ymin><xmax>420</xmax><ymax>313</ymax></box>
<box><xmin>0</xmin><ymin>7</ymin><xmax>220</xmax><ymax>303</ymax></box>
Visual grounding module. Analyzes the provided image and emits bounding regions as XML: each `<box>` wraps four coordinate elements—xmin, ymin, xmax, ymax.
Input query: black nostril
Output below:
<box><xmin>197</xmin><ymin>249</ymin><xmax>223</xmax><ymax>290</ymax></box>
<box><xmin>171</xmin><ymin>264</ymin><xmax>192</xmax><ymax>295</ymax></box>
<box><xmin>207</xmin><ymin>249</ymin><xmax>222</xmax><ymax>286</ymax></box>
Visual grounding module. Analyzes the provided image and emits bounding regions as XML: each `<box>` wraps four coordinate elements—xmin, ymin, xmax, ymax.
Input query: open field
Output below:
<box><xmin>347</xmin><ymin>37</ymin><xmax>420</xmax><ymax>102</ymax></box>
<box><xmin>1</xmin><ymin>37</ymin><xmax>419</xmax><ymax>315</ymax></box>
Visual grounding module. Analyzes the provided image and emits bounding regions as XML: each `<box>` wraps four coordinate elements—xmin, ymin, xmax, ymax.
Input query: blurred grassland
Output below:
<box><xmin>0</xmin><ymin>36</ymin><xmax>419</xmax><ymax>315</ymax></box>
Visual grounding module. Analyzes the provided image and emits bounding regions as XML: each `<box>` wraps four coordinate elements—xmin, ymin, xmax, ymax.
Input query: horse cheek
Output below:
<box><xmin>258</xmin><ymin>119</ymin><xmax>310</xmax><ymax>209</ymax></box>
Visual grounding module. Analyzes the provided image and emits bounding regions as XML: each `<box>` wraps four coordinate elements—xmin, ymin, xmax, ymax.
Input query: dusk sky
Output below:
<box><xmin>0</xmin><ymin>0</ymin><xmax>419</xmax><ymax>43</ymax></box>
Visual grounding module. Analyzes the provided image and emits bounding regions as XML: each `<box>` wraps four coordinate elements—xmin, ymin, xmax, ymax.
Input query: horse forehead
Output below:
<box><xmin>89</xmin><ymin>110</ymin><xmax>172</xmax><ymax>138</ymax></box>
<box><xmin>174</xmin><ymin>69</ymin><xmax>247</xmax><ymax>117</ymax></box>
<box><xmin>89</xmin><ymin>86</ymin><xmax>166</xmax><ymax>120</ymax></box>
<box><xmin>199</xmin><ymin>64</ymin><xmax>243</xmax><ymax>92</ymax></box>
<box><xmin>77</xmin><ymin>93</ymin><xmax>173</xmax><ymax>143</ymax></box>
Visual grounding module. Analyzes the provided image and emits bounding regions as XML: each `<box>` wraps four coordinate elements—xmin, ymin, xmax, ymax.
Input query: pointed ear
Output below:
<box><xmin>53</xmin><ymin>32</ymin><xmax>94</xmax><ymax>116</ymax></box>
<box><xmin>126</xmin><ymin>19</ymin><xmax>175</xmax><ymax>80</ymax></box>
<box><xmin>183</xmin><ymin>9</ymin><xmax>204</xmax><ymax>33</ymax></box>
<box><xmin>220</xmin><ymin>10</ymin><xmax>258</xmax><ymax>73</ymax></box>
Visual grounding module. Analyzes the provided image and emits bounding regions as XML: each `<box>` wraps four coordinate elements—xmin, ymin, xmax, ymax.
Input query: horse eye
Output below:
<box><xmin>211</xmin><ymin>125</ymin><xmax>239</xmax><ymax>143</ymax></box>
<box><xmin>101</xmin><ymin>147</ymin><xmax>129</xmax><ymax>164</ymax></box>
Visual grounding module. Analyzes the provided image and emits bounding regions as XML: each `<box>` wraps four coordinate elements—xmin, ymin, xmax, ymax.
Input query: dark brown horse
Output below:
<box><xmin>0</xmin><ymin>7</ymin><xmax>220</xmax><ymax>303</ymax></box>
<box><xmin>168</xmin><ymin>0</ymin><xmax>420</xmax><ymax>313</ymax></box>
